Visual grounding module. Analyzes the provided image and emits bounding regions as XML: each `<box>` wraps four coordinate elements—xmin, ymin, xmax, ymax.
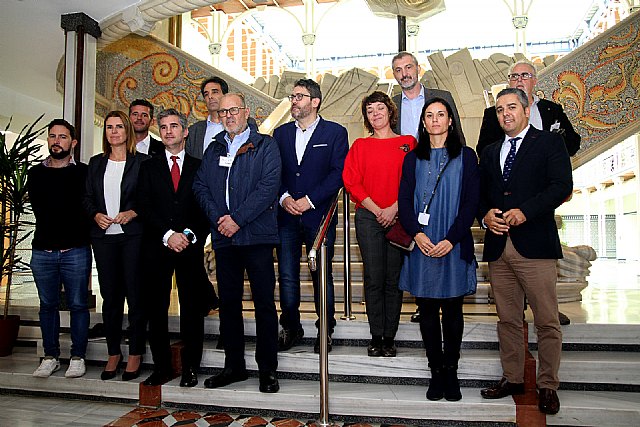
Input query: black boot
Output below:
<box><xmin>443</xmin><ymin>365</ymin><xmax>462</xmax><ymax>401</ymax></box>
<box><xmin>426</xmin><ymin>366</ymin><xmax>444</xmax><ymax>401</ymax></box>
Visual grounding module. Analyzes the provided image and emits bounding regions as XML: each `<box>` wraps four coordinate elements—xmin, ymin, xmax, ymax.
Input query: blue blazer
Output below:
<box><xmin>273</xmin><ymin>117</ymin><xmax>349</xmax><ymax>230</ymax></box>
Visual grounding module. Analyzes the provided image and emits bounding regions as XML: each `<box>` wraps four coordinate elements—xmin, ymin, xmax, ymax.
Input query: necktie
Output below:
<box><xmin>170</xmin><ymin>155</ymin><xmax>180</xmax><ymax>192</ymax></box>
<box><xmin>502</xmin><ymin>137</ymin><xmax>520</xmax><ymax>182</ymax></box>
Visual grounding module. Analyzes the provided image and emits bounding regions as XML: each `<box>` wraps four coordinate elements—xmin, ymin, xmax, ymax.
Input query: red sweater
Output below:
<box><xmin>343</xmin><ymin>134</ymin><xmax>416</xmax><ymax>209</ymax></box>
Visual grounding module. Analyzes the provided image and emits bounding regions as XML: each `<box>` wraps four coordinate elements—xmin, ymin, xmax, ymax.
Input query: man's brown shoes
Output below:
<box><xmin>480</xmin><ymin>377</ymin><xmax>525</xmax><ymax>399</ymax></box>
<box><xmin>538</xmin><ymin>388</ymin><xmax>560</xmax><ymax>414</ymax></box>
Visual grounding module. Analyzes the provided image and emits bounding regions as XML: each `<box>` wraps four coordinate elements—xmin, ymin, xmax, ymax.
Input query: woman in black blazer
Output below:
<box><xmin>84</xmin><ymin>110</ymin><xmax>149</xmax><ymax>381</ymax></box>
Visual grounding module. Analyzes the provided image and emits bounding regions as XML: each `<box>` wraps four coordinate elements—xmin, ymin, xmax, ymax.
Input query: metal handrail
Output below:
<box><xmin>307</xmin><ymin>187</ymin><xmax>342</xmax><ymax>427</ymax></box>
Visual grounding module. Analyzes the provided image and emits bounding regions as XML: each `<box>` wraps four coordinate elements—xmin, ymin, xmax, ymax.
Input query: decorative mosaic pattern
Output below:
<box><xmin>536</xmin><ymin>12</ymin><xmax>640</xmax><ymax>155</ymax></box>
<box><xmin>106</xmin><ymin>408</ymin><xmax>413</xmax><ymax>427</ymax></box>
<box><xmin>96</xmin><ymin>34</ymin><xmax>278</xmax><ymax>127</ymax></box>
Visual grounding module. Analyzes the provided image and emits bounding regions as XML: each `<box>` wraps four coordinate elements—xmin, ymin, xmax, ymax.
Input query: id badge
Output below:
<box><xmin>418</xmin><ymin>212</ymin><xmax>430</xmax><ymax>225</ymax></box>
<box><xmin>219</xmin><ymin>155</ymin><xmax>233</xmax><ymax>168</ymax></box>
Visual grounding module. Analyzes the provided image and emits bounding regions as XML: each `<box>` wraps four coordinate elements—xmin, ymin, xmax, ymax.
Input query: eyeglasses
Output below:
<box><xmin>218</xmin><ymin>107</ymin><xmax>244</xmax><ymax>117</ymax></box>
<box><xmin>507</xmin><ymin>72</ymin><xmax>535</xmax><ymax>81</ymax></box>
<box><xmin>288</xmin><ymin>93</ymin><xmax>312</xmax><ymax>102</ymax></box>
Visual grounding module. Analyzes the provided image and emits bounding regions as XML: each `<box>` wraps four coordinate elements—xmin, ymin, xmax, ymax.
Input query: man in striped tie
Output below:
<box><xmin>477</xmin><ymin>88</ymin><xmax>573</xmax><ymax>416</ymax></box>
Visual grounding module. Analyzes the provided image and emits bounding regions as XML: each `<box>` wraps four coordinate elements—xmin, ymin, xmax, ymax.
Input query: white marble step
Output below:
<box><xmin>3</xmin><ymin>349</ymin><xmax>640</xmax><ymax>426</ymax></box>
<box><xmin>46</xmin><ymin>336</ymin><xmax>640</xmax><ymax>386</ymax></box>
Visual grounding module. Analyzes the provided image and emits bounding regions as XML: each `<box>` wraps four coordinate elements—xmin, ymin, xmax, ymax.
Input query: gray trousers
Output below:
<box><xmin>355</xmin><ymin>208</ymin><xmax>404</xmax><ymax>339</ymax></box>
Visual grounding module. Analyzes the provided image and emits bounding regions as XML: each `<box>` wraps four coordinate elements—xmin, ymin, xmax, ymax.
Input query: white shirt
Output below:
<box><xmin>224</xmin><ymin>127</ymin><xmax>251</xmax><ymax>209</ymax></box>
<box><xmin>136</xmin><ymin>135</ymin><xmax>151</xmax><ymax>155</ymax></box>
<box><xmin>104</xmin><ymin>159</ymin><xmax>125</xmax><ymax>235</ymax></box>
<box><xmin>529</xmin><ymin>95</ymin><xmax>543</xmax><ymax>131</ymax></box>
<box><xmin>400</xmin><ymin>85</ymin><xmax>425</xmax><ymax>139</ymax></box>
<box><xmin>500</xmin><ymin>125</ymin><xmax>530</xmax><ymax>172</ymax></box>
<box><xmin>204</xmin><ymin>115</ymin><xmax>224</xmax><ymax>154</ymax></box>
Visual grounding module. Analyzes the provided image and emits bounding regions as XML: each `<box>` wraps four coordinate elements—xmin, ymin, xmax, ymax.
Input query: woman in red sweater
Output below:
<box><xmin>343</xmin><ymin>91</ymin><xmax>416</xmax><ymax>357</ymax></box>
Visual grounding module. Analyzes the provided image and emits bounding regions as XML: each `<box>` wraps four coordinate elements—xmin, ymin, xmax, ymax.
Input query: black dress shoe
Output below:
<box><xmin>143</xmin><ymin>370</ymin><xmax>172</xmax><ymax>386</ymax></box>
<box><xmin>481</xmin><ymin>377</ymin><xmax>525</xmax><ymax>399</ymax></box>
<box><xmin>204</xmin><ymin>368</ymin><xmax>248</xmax><ymax>389</ymax></box>
<box><xmin>122</xmin><ymin>355</ymin><xmax>143</xmax><ymax>382</ymax></box>
<box><xmin>538</xmin><ymin>388</ymin><xmax>560</xmax><ymax>414</ymax></box>
<box><xmin>258</xmin><ymin>370</ymin><xmax>280</xmax><ymax>393</ymax></box>
<box><xmin>367</xmin><ymin>342</ymin><xmax>382</xmax><ymax>357</ymax></box>
<box><xmin>180</xmin><ymin>367</ymin><xmax>198</xmax><ymax>388</ymax></box>
<box><xmin>411</xmin><ymin>308</ymin><xmax>421</xmax><ymax>323</ymax></box>
<box><xmin>313</xmin><ymin>334</ymin><xmax>332</xmax><ymax>354</ymax></box>
<box><xmin>381</xmin><ymin>344</ymin><xmax>397</xmax><ymax>357</ymax></box>
<box><xmin>558</xmin><ymin>311</ymin><xmax>571</xmax><ymax>326</ymax></box>
<box><xmin>100</xmin><ymin>354</ymin><xmax>122</xmax><ymax>381</ymax></box>
<box><xmin>278</xmin><ymin>327</ymin><xmax>304</xmax><ymax>351</ymax></box>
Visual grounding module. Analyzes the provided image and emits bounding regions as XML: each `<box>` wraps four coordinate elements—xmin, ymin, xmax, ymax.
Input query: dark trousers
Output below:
<box><xmin>276</xmin><ymin>218</ymin><xmax>336</xmax><ymax>333</ymax></box>
<box><xmin>355</xmin><ymin>208</ymin><xmax>404</xmax><ymax>339</ymax></box>
<box><xmin>417</xmin><ymin>296</ymin><xmax>464</xmax><ymax>368</ymax></box>
<box><xmin>214</xmin><ymin>245</ymin><xmax>278</xmax><ymax>373</ymax></box>
<box><xmin>145</xmin><ymin>244</ymin><xmax>211</xmax><ymax>373</ymax></box>
<box><xmin>92</xmin><ymin>234</ymin><xmax>146</xmax><ymax>356</ymax></box>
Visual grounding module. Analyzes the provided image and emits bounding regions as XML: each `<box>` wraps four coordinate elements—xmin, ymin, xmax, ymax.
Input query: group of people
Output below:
<box><xmin>27</xmin><ymin>51</ymin><xmax>578</xmax><ymax>414</ymax></box>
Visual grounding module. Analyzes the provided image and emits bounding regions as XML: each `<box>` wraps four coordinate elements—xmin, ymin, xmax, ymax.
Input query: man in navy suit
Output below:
<box><xmin>476</xmin><ymin>60</ymin><xmax>581</xmax><ymax>158</ymax></box>
<box><xmin>138</xmin><ymin>109</ymin><xmax>215</xmax><ymax>388</ymax></box>
<box><xmin>129</xmin><ymin>99</ymin><xmax>164</xmax><ymax>156</ymax></box>
<box><xmin>478</xmin><ymin>88</ymin><xmax>572</xmax><ymax>416</ymax></box>
<box><xmin>273</xmin><ymin>79</ymin><xmax>349</xmax><ymax>353</ymax></box>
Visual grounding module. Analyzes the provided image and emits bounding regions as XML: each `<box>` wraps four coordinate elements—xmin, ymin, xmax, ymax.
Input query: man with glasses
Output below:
<box><xmin>476</xmin><ymin>59</ymin><xmax>581</xmax><ymax>158</ymax></box>
<box><xmin>273</xmin><ymin>79</ymin><xmax>349</xmax><ymax>353</ymax></box>
<box><xmin>476</xmin><ymin>59</ymin><xmax>580</xmax><ymax>326</ymax></box>
<box><xmin>193</xmin><ymin>93</ymin><xmax>282</xmax><ymax>393</ymax></box>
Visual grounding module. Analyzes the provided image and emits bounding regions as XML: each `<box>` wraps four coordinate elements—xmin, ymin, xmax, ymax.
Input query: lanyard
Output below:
<box><xmin>421</xmin><ymin>156</ymin><xmax>451</xmax><ymax>214</ymax></box>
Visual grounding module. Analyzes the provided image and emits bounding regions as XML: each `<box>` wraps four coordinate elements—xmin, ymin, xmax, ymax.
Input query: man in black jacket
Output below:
<box><xmin>129</xmin><ymin>99</ymin><xmax>164</xmax><ymax>156</ymax></box>
<box><xmin>138</xmin><ymin>109</ymin><xmax>215</xmax><ymax>388</ymax></box>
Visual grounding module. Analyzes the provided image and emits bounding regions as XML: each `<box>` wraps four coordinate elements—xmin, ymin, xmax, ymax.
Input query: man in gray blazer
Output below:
<box><xmin>185</xmin><ymin>76</ymin><xmax>229</xmax><ymax>160</ymax></box>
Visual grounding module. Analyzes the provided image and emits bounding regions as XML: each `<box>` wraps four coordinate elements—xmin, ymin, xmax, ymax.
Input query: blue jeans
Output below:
<box><xmin>30</xmin><ymin>246</ymin><xmax>91</xmax><ymax>358</ymax></box>
<box><xmin>276</xmin><ymin>218</ymin><xmax>336</xmax><ymax>334</ymax></box>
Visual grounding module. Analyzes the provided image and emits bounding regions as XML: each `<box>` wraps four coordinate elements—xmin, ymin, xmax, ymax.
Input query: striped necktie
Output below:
<box><xmin>502</xmin><ymin>137</ymin><xmax>520</xmax><ymax>182</ymax></box>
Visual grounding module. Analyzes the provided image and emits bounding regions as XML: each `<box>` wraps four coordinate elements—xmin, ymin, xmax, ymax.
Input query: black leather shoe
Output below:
<box><xmin>481</xmin><ymin>378</ymin><xmax>525</xmax><ymax>399</ymax></box>
<box><xmin>204</xmin><ymin>368</ymin><xmax>248</xmax><ymax>389</ymax></box>
<box><xmin>313</xmin><ymin>334</ymin><xmax>332</xmax><ymax>354</ymax></box>
<box><xmin>258</xmin><ymin>370</ymin><xmax>280</xmax><ymax>393</ymax></box>
<box><xmin>278</xmin><ymin>327</ymin><xmax>304</xmax><ymax>351</ymax></box>
<box><xmin>558</xmin><ymin>311</ymin><xmax>571</xmax><ymax>326</ymax></box>
<box><xmin>411</xmin><ymin>308</ymin><xmax>421</xmax><ymax>323</ymax></box>
<box><xmin>143</xmin><ymin>370</ymin><xmax>172</xmax><ymax>386</ymax></box>
<box><xmin>180</xmin><ymin>367</ymin><xmax>198</xmax><ymax>388</ymax></box>
<box><xmin>381</xmin><ymin>344</ymin><xmax>397</xmax><ymax>357</ymax></box>
<box><xmin>100</xmin><ymin>354</ymin><xmax>122</xmax><ymax>381</ymax></box>
<box><xmin>538</xmin><ymin>388</ymin><xmax>560</xmax><ymax>414</ymax></box>
<box><xmin>367</xmin><ymin>342</ymin><xmax>382</xmax><ymax>357</ymax></box>
<box><xmin>122</xmin><ymin>355</ymin><xmax>143</xmax><ymax>381</ymax></box>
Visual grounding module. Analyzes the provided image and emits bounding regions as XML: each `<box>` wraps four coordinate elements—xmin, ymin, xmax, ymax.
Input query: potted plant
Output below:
<box><xmin>0</xmin><ymin>115</ymin><xmax>44</xmax><ymax>356</ymax></box>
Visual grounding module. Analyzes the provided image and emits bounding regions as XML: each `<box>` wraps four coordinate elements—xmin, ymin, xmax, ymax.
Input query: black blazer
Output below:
<box><xmin>476</xmin><ymin>99</ymin><xmax>581</xmax><ymax>157</ymax></box>
<box><xmin>478</xmin><ymin>127</ymin><xmax>573</xmax><ymax>262</ymax></box>
<box><xmin>137</xmin><ymin>153</ymin><xmax>209</xmax><ymax>253</ymax></box>
<box><xmin>84</xmin><ymin>152</ymin><xmax>149</xmax><ymax>238</ymax></box>
<box><xmin>148</xmin><ymin>137</ymin><xmax>165</xmax><ymax>157</ymax></box>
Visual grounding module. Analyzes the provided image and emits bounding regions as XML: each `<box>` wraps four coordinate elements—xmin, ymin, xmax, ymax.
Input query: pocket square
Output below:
<box><xmin>312</xmin><ymin>144</ymin><xmax>328</xmax><ymax>148</ymax></box>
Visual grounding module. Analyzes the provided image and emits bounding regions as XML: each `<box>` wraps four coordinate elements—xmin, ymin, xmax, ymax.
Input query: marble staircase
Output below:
<box><xmin>3</xmin><ymin>306</ymin><xmax>640</xmax><ymax>426</ymax></box>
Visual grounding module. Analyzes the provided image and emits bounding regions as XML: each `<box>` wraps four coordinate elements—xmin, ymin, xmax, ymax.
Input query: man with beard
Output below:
<box><xmin>391</xmin><ymin>51</ymin><xmax>465</xmax><ymax>143</ymax></box>
<box><xmin>391</xmin><ymin>51</ymin><xmax>466</xmax><ymax>323</ymax></box>
<box><xmin>193</xmin><ymin>92</ymin><xmax>282</xmax><ymax>393</ymax></box>
<box><xmin>27</xmin><ymin>119</ymin><xmax>92</xmax><ymax>378</ymax></box>
<box><xmin>273</xmin><ymin>79</ymin><xmax>348</xmax><ymax>353</ymax></box>
<box><xmin>129</xmin><ymin>99</ymin><xmax>164</xmax><ymax>156</ymax></box>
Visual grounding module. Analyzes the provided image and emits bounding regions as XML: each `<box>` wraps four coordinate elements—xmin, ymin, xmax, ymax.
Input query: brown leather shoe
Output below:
<box><xmin>480</xmin><ymin>377</ymin><xmax>525</xmax><ymax>399</ymax></box>
<box><xmin>538</xmin><ymin>388</ymin><xmax>560</xmax><ymax>414</ymax></box>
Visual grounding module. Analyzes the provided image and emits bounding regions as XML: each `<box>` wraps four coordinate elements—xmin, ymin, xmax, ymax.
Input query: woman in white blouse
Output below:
<box><xmin>84</xmin><ymin>110</ymin><xmax>149</xmax><ymax>381</ymax></box>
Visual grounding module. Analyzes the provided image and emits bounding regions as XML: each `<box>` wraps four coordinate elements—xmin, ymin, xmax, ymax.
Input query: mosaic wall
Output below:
<box><xmin>537</xmin><ymin>11</ymin><xmax>640</xmax><ymax>161</ymax></box>
<box><xmin>95</xmin><ymin>34</ymin><xmax>279</xmax><ymax>127</ymax></box>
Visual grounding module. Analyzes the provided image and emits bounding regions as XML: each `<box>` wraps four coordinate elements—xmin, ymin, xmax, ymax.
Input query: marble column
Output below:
<box><xmin>60</xmin><ymin>13</ymin><xmax>101</xmax><ymax>162</ymax></box>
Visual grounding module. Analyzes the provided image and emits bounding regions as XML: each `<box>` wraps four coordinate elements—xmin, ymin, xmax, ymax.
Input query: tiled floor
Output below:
<box><xmin>1</xmin><ymin>258</ymin><xmax>638</xmax><ymax>426</ymax></box>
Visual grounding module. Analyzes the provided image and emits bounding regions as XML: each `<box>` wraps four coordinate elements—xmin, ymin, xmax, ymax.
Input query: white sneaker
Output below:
<box><xmin>33</xmin><ymin>357</ymin><xmax>60</xmax><ymax>378</ymax></box>
<box><xmin>65</xmin><ymin>357</ymin><xmax>86</xmax><ymax>378</ymax></box>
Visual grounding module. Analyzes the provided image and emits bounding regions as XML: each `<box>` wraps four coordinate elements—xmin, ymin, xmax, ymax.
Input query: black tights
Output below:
<box><xmin>416</xmin><ymin>296</ymin><xmax>464</xmax><ymax>368</ymax></box>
